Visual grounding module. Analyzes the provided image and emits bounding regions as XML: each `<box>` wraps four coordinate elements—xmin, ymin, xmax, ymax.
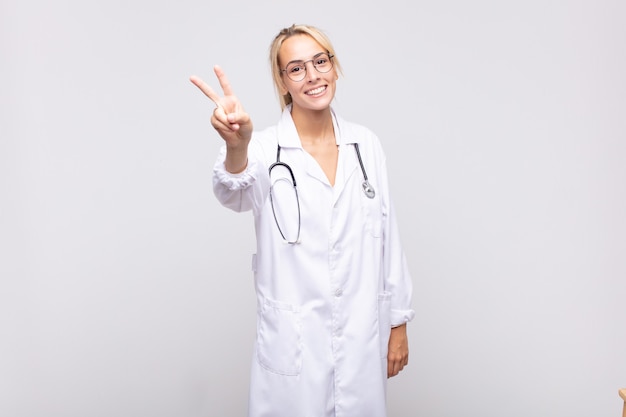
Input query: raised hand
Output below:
<box><xmin>190</xmin><ymin>65</ymin><xmax>253</xmax><ymax>173</ymax></box>
<box><xmin>190</xmin><ymin>65</ymin><xmax>253</xmax><ymax>148</ymax></box>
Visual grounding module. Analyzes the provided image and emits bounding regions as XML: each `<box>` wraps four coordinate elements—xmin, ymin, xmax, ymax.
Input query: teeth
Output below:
<box><xmin>306</xmin><ymin>86</ymin><xmax>325</xmax><ymax>95</ymax></box>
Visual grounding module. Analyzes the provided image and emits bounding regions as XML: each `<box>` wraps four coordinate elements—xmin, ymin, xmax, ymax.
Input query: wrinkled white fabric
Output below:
<box><xmin>212</xmin><ymin>106</ymin><xmax>415</xmax><ymax>417</ymax></box>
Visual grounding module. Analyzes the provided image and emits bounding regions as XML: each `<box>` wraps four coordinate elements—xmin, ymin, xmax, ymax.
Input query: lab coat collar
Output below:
<box><xmin>276</xmin><ymin>105</ymin><xmax>363</xmax><ymax>148</ymax></box>
<box><xmin>275</xmin><ymin>105</ymin><xmax>361</xmax><ymax>202</ymax></box>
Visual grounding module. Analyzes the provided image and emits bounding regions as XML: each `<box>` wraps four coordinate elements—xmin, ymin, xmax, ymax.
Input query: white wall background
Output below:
<box><xmin>1</xmin><ymin>0</ymin><xmax>625</xmax><ymax>416</ymax></box>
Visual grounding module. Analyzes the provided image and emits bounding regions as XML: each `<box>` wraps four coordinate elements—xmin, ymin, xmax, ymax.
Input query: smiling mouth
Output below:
<box><xmin>306</xmin><ymin>86</ymin><xmax>326</xmax><ymax>96</ymax></box>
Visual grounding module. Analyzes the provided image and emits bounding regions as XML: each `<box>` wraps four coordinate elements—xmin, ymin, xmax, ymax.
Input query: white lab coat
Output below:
<box><xmin>212</xmin><ymin>106</ymin><xmax>415</xmax><ymax>417</ymax></box>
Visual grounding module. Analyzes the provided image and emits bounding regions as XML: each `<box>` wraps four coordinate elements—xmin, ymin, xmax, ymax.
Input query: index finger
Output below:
<box><xmin>189</xmin><ymin>74</ymin><xmax>222</xmax><ymax>107</ymax></box>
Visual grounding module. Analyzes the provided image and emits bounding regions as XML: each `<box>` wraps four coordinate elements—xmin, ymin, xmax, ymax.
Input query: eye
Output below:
<box><xmin>315</xmin><ymin>57</ymin><xmax>328</xmax><ymax>65</ymax></box>
<box><xmin>288</xmin><ymin>64</ymin><xmax>304</xmax><ymax>74</ymax></box>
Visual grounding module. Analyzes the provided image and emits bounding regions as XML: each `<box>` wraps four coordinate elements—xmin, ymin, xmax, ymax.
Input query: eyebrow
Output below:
<box><xmin>285</xmin><ymin>51</ymin><xmax>328</xmax><ymax>66</ymax></box>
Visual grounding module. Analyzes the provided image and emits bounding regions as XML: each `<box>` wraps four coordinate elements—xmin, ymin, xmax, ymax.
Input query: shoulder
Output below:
<box><xmin>336</xmin><ymin>114</ymin><xmax>376</xmax><ymax>137</ymax></box>
<box><xmin>249</xmin><ymin>124</ymin><xmax>278</xmax><ymax>149</ymax></box>
<box><xmin>335</xmin><ymin>113</ymin><xmax>386</xmax><ymax>161</ymax></box>
<box><xmin>334</xmin><ymin>112</ymin><xmax>381</xmax><ymax>146</ymax></box>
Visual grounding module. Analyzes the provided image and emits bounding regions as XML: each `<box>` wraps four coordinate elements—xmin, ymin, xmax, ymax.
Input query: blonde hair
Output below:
<box><xmin>269</xmin><ymin>24</ymin><xmax>343</xmax><ymax>110</ymax></box>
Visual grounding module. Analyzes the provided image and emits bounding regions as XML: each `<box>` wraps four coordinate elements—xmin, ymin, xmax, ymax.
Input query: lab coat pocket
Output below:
<box><xmin>257</xmin><ymin>298</ymin><xmax>302</xmax><ymax>376</ymax></box>
<box><xmin>378</xmin><ymin>292</ymin><xmax>392</xmax><ymax>358</ymax></box>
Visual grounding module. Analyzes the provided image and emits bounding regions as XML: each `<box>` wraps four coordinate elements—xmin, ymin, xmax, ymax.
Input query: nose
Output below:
<box><xmin>303</xmin><ymin>60</ymin><xmax>320</xmax><ymax>82</ymax></box>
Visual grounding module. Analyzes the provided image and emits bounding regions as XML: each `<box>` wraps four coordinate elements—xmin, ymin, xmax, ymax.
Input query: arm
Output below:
<box><xmin>383</xmin><ymin>200</ymin><xmax>413</xmax><ymax>378</ymax></box>
<box><xmin>376</xmin><ymin>143</ymin><xmax>414</xmax><ymax>377</ymax></box>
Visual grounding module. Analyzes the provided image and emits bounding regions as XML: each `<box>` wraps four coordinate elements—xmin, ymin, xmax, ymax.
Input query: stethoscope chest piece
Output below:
<box><xmin>362</xmin><ymin>181</ymin><xmax>375</xmax><ymax>199</ymax></box>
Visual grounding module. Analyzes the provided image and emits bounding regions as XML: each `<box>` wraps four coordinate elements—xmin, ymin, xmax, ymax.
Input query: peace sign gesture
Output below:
<box><xmin>190</xmin><ymin>65</ymin><xmax>253</xmax><ymax>152</ymax></box>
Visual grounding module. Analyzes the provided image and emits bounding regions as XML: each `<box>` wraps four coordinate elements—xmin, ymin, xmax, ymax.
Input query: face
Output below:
<box><xmin>278</xmin><ymin>34</ymin><xmax>338</xmax><ymax>112</ymax></box>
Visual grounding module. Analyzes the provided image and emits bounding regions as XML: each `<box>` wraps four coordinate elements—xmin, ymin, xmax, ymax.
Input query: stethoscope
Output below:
<box><xmin>352</xmin><ymin>143</ymin><xmax>376</xmax><ymax>199</ymax></box>
<box><xmin>268</xmin><ymin>143</ymin><xmax>375</xmax><ymax>244</ymax></box>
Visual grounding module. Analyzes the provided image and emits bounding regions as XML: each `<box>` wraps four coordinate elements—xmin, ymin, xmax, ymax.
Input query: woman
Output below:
<box><xmin>190</xmin><ymin>24</ymin><xmax>415</xmax><ymax>417</ymax></box>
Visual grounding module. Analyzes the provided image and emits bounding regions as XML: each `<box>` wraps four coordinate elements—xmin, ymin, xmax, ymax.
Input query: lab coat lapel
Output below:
<box><xmin>331</xmin><ymin>111</ymin><xmax>360</xmax><ymax>205</ymax></box>
<box><xmin>332</xmin><ymin>143</ymin><xmax>358</xmax><ymax>205</ymax></box>
<box><xmin>276</xmin><ymin>106</ymin><xmax>335</xmax><ymax>187</ymax></box>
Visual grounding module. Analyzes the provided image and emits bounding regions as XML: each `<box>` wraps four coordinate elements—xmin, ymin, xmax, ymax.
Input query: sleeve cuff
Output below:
<box><xmin>213</xmin><ymin>158</ymin><xmax>258</xmax><ymax>191</ymax></box>
<box><xmin>390</xmin><ymin>308</ymin><xmax>416</xmax><ymax>328</ymax></box>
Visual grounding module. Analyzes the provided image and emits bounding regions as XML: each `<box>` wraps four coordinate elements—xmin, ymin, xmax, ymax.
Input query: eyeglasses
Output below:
<box><xmin>281</xmin><ymin>52</ymin><xmax>334</xmax><ymax>82</ymax></box>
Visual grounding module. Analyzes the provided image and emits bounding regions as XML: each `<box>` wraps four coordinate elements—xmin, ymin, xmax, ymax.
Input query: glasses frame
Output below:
<box><xmin>280</xmin><ymin>52</ymin><xmax>335</xmax><ymax>82</ymax></box>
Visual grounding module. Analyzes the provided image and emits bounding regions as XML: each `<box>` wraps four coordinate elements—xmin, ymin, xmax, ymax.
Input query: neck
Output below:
<box><xmin>291</xmin><ymin>106</ymin><xmax>334</xmax><ymax>145</ymax></box>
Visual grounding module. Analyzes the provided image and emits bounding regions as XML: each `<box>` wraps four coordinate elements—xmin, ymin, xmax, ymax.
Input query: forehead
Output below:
<box><xmin>279</xmin><ymin>34</ymin><xmax>325</xmax><ymax>64</ymax></box>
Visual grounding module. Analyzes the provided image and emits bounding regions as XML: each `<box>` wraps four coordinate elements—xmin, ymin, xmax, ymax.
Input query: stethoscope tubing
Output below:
<box><xmin>270</xmin><ymin>143</ymin><xmax>374</xmax><ymax>198</ymax></box>
<box><xmin>353</xmin><ymin>143</ymin><xmax>375</xmax><ymax>199</ymax></box>
<box><xmin>268</xmin><ymin>142</ymin><xmax>375</xmax><ymax>244</ymax></box>
<box><xmin>269</xmin><ymin>149</ymin><xmax>302</xmax><ymax>244</ymax></box>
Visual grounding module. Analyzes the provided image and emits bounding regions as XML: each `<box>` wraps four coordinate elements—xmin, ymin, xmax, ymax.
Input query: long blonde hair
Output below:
<box><xmin>269</xmin><ymin>24</ymin><xmax>343</xmax><ymax>110</ymax></box>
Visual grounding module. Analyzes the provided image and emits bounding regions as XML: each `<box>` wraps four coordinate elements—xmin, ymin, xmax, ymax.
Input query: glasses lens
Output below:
<box><xmin>313</xmin><ymin>53</ymin><xmax>333</xmax><ymax>73</ymax></box>
<box><xmin>286</xmin><ymin>63</ymin><xmax>306</xmax><ymax>81</ymax></box>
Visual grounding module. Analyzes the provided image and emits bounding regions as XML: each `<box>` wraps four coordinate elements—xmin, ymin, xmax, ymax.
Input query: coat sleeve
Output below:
<box><xmin>212</xmin><ymin>142</ymin><xmax>271</xmax><ymax>214</ymax></box>
<box><xmin>378</xmin><ymin>143</ymin><xmax>416</xmax><ymax>327</ymax></box>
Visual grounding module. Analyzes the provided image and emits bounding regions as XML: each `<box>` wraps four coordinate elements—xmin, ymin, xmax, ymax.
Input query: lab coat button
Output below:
<box><xmin>334</xmin><ymin>288</ymin><xmax>343</xmax><ymax>297</ymax></box>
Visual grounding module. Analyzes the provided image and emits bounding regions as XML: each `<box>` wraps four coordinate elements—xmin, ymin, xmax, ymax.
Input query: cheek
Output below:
<box><xmin>279</xmin><ymin>79</ymin><xmax>291</xmax><ymax>95</ymax></box>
